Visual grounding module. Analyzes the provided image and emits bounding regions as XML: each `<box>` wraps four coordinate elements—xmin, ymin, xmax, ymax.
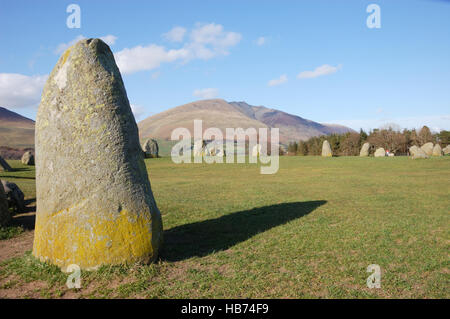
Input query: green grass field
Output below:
<box><xmin>0</xmin><ymin>156</ymin><xmax>449</xmax><ymax>298</ymax></box>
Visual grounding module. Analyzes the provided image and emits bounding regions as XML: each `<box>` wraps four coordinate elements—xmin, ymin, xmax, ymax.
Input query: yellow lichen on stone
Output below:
<box><xmin>33</xmin><ymin>209</ymin><xmax>154</xmax><ymax>270</ymax></box>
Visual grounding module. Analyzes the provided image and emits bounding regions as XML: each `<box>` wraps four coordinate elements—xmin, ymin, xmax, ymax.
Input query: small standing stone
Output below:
<box><xmin>21</xmin><ymin>151</ymin><xmax>35</xmax><ymax>165</ymax></box>
<box><xmin>142</xmin><ymin>138</ymin><xmax>159</xmax><ymax>158</ymax></box>
<box><xmin>321</xmin><ymin>140</ymin><xmax>332</xmax><ymax>157</ymax></box>
<box><xmin>432</xmin><ymin>144</ymin><xmax>442</xmax><ymax>156</ymax></box>
<box><xmin>359</xmin><ymin>142</ymin><xmax>370</xmax><ymax>157</ymax></box>
<box><xmin>0</xmin><ymin>182</ymin><xmax>11</xmax><ymax>227</ymax></box>
<box><xmin>443</xmin><ymin>145</ymin><xmax>450</xmax><ymax>155</ymax></box>
<box><xmin>1</xmin><ymin>180</ymin><xmax>26</xmax><ymax>214</ymax></box>
<box><xmin>374</xmin><ymin>148</ymin><xmax>386</xmax><ymax>157</ymax></box>
<box><xmin>420</xmin><ymin>142</ymin><xmax>434</xmax><ymax>156</ymax></box>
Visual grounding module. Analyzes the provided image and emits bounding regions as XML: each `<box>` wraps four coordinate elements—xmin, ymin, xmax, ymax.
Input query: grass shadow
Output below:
<box><xmin>161</xmin><ymin>200</ymin><xmax>326</xmax><ymax>262</ymax></box>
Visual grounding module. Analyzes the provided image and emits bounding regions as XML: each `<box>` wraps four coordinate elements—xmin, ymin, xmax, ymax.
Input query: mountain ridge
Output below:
<box><xmin>138</xmin><ymin>99</ymin><xmax>354</xmax><ymax>143</ymax></box>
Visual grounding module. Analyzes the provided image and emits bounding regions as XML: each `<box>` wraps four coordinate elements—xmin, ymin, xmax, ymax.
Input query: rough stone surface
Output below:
<box><xmin>33</xmin><ymin>38</ymin><xmax>163</xmax><ymax>270</ymax></box>
<box><xmin>142</xmin><ymin>138</ymin><xmax>159</xmax><ymax>158</ymax></box>
<box><xmin>374</xmin><ymin>148</ymin><xmax>386</xmax><ymax>157</ymax></box>
<box><xmin>0</xmin><ymin>156</ymin><xmax>13</xmax><ymax>172</ymax></box>
<box><xmin>21</xmin><ymin>151</ymin><xmax>35</xmax><ymax>165</ymax></box>
<box><xmin>420</xmin><ymin>142</ymin><xmax>434</xmax><ymax>156</ymax></box>
<box><xmin>0</xmin><ymin>182</ymin><xmax>11</xmax><ymax>227</ymax></box>
<box><xmin>410</xmin><ymin>146</ymin><xmax>428</xmax><ymax>159</ymax></box>
<box><xmin>443</xmin><ymin>145</ymin><xmax>450</xmax><ymax>155</ymax></box>
<box><xmin>1</xmin><ymin>180</ymin><xmax>25</xmax><ymax>214</ymax></box>
<box><xmin>321</xmin><ymin>140</ymin><xmax>332</xmax><ymax>157</ymax></box>
<box><xmin>359</xmin><ymin>142</ymin><xmax>370</xmax><ymax>157</ymax></box>
<box><xmin>432</xmin><ymin>144</ymin><xmax>442</xmax><ymax>156</ymax></box>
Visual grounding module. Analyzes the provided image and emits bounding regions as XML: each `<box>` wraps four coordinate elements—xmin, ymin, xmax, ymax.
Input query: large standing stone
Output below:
<box><xmin>359</xmin><ymin>142</ymin><xmax>370</xmax><ymax>157</ymax></box>
<box><xmin>420</xmin><ymin>142</ymin><xmax>434</xmax><ymax>156</ymax></box>
<box><xmin>374</xmin><ymin>148</ymin><xmax>386</xmax><ymax>157</ymax></box>
<box><xmin>0</xmin><ymin>156</ymin><xmax>13</xmax><ymax>172</ymax></box>
<box><xmin>33</xmin><ymin>39</ymin><xmax>163</xmax><ymax>270</ymax></box>
<box><xmin>410</xmin><ymin>146</ymin><xmax>428</xmax><ymax>159</ymax></box>
<box><xmin>432</xmin><ymin>144</ymin><xmax>442</xmax><ymax>156</ymax></box>
<box><xmin>21</xmin><ymin>151</ymin><xmax>35</xmax><ymax>165</ymax></box>
<box><xmin>0</xmin><ymin>182</ymin><xmax>11</xmax><ymax>227</ymax></box>
<box><xmin>321</xmin><ymin>140</ymin><xmax>332</xmax><ymax>157</ymax></box>
<box><xmin>443</xmin><ymin>145</ymin><xmax>450</xmax><ymax>155</ymax></box>
<box><xmin>1</xmin><ymin>180</ymin><xmax>25</xmax><ymax>214</ymax></box>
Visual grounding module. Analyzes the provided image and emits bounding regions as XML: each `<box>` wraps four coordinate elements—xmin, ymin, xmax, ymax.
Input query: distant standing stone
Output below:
<box><xmin>443</xmin><ymin>145</ymin><xmax>450</xmax><ymax>155</ymax></box>
<box><xmin>142</xmin><ymin>138</ymin><xmax>159</xmax><ymax>158</ymax></box>
<box><xmin>374</xmin><ymin>148</ymin><xmax>386</xmax><ymax>157</ymax></box>
<box><xmin>21</xmin><ymin>151</ymin><xmax>35</xmax><ymax>165</ymax></box>
<box><xmin>420</xmin><ymin>142</ymin><xmax>434</xmax><ymax>156</ymax></box>
<box><xmin>359</xmin><ymin>142</ymin><xmax>370</xmax><ymax>157</ymax></box>
<box><xmin>1</xmin><ymin>180</ymin><xmax>26</xmax><ymax>213</ymax></box>
<box><xmin>0</xmin><ymin>156</ymin><xmax>13</xmax><ymax>172</ymax></box>
<box><xmin>321</xmin><ymin>140</ymin><xmax>332</xmax><ymax>157</ymax></box>
<box><xmin>33</xmin><ymin>39</ymin><xmax>163</xmax><ymax>270</ymax></box>
<box><xmin>0</xmin><ymin>182</ymin><xmax>11</xmax><ymax>227</ymax></box>
<box><xmin>432</xmin><ymin>144</ymin><xmax>442</xmax><ymax>156</ymax></box>
<box><xmin>410</xmin><ymin>146</ymin><xmax>428</xmax><ymax>159</ymax></box>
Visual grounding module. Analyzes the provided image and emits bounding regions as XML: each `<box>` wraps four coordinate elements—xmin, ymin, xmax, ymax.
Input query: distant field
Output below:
<box><xmin>0</xmin><ymin>156</ymin><xmax>449</xmax><ymax>298</ymax></box>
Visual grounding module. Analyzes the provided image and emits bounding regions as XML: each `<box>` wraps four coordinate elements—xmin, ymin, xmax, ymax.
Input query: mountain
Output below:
<box><xmin>138</xmin><ymin>99</ymin><xmax>354</xmax><ymax>143</ymax></box>
<box><xmin>0</xmin><ymin>107</ymin><xmax>35</xmax><ymax>148</ymax></box>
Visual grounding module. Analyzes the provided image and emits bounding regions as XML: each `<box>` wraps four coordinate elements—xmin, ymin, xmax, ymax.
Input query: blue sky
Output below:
<box><xmin>1</xmin><ymin>0</ymin><xmax>449</xmax><ymax>131</ymax></box>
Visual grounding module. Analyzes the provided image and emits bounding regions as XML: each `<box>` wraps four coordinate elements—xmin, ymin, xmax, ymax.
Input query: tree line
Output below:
<box><xmin>285</xmin><ymin>126</ymin><xmax>450</xmax><ymax>156</ymax></box>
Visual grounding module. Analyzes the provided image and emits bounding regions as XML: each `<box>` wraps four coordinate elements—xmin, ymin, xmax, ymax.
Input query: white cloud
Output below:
<box><xmin>100</xmin><ymin>34</ymin><xmax>118</xmax><ymax>46</ymax></box>
<box><xmin>329</xmin><ymin>114</ymin><xmax>450</xmax><ymax>132</ymax></box>
<box><xmin>193</xmin><ymin>88</ymin><xmax>219</xmax><ymax>99</ymax></box>
<box><xmin>297</xmin><ymin>64</ymin><xmax>342</xmax><ymax>79</ymax></box>
<box><xmin>114</xmin><ymin>44</ymin><xmax>188</xmax><ymax>74</ymax></box>
<box><xmin>256</xmin><ymin>36</ymin><xmax>266</xmax><ymax>46</ymax></box>
<box><xmin>0</xmin><ymin>73</ymin><xmax>48</xmax><ymax>108</ymax></box>
<box><xmin>163</xmin><ymin>26</ymin><xmax>186</xmax><ymax>42</ymax></box>
<box><xmin>130</xmin><ymin>104</ymin><xmax>146</xmax><ymax>121</ymax></box>
<box><xmin>55</xmin><ymin>34</ymin><xmax>118</xmax><ymax>54</ymax></box>
<box><xmin>114</xmin><ymin>23</ymin><xmax>242</xmax><ymax>75</ymax></box>
<box><xmin>268</xmin><ymin>74</ymin><xmax>288</xmax><ymax>87</ymax></box>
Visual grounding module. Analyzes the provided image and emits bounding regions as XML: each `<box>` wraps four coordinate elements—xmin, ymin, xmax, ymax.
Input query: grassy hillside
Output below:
<box><xmin>0</xmin><ymin>107</ymin><xmax>35</xmax><ymax>148</ymax></box>
<box><xmin>0</xmin><ymin>156</ymin><xmax>449</xmax><ymax>298</ymax></box>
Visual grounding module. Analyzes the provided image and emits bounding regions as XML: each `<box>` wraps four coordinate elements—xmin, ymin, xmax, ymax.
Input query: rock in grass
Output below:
<box><xmin>142</xmin><ymin>138</ymin><xmax>159</xmax><ymax>158</ymax></box>
<box><xmin>374</xmin><ymin>148</ymin><xmax>385</xmax><ymax>157</ymax></box>
<box><xmin>359</xmin><ymin>142</ymin><xmax>370</xmax><ymax>157</ymax></box>
<box><xmin>432</xmin><ymin>144</ymin><xmax>442</xmax><ymax>156</ymax></box>
<box><xmin>1</xmin><ymin>180</ymin><xmax>25</xmax><ymax>214</ymax></box>
<box><xmin>0</xmin><ymin>156</ymin><xmax>13</xmax><ymax>172</ymax></box>
<box><xmin>443</xmin><ymin>145</ymin><xmax>450</xmax><ymax>155</ymax></box>
<box><xmin>410</xmin><ymin>146</ymin><xmax>428</xmax><ymax>159</ymax></box>
<box><xmin>21</xmin><ymin>151</ymin><xmax>35</xmax><ymax>165</ymax></box>
<box><xmin>33</xmin><ymin>39</ymin><xmax>163</xmax><ymax>270</ymax></box>
<box><xmin>420</xmin><ymin>142</ymin><xmax>434</xmax><ymax>156</ymax></box>
<box><xmin>321</xmin><ymin>140</ymin><xmax>332</xmax><ymax>157</ymax></box>
<box><xmin>0</xmin><ymin>182</ymin><xmax>11</xmax><ymax>227</ymax></box>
